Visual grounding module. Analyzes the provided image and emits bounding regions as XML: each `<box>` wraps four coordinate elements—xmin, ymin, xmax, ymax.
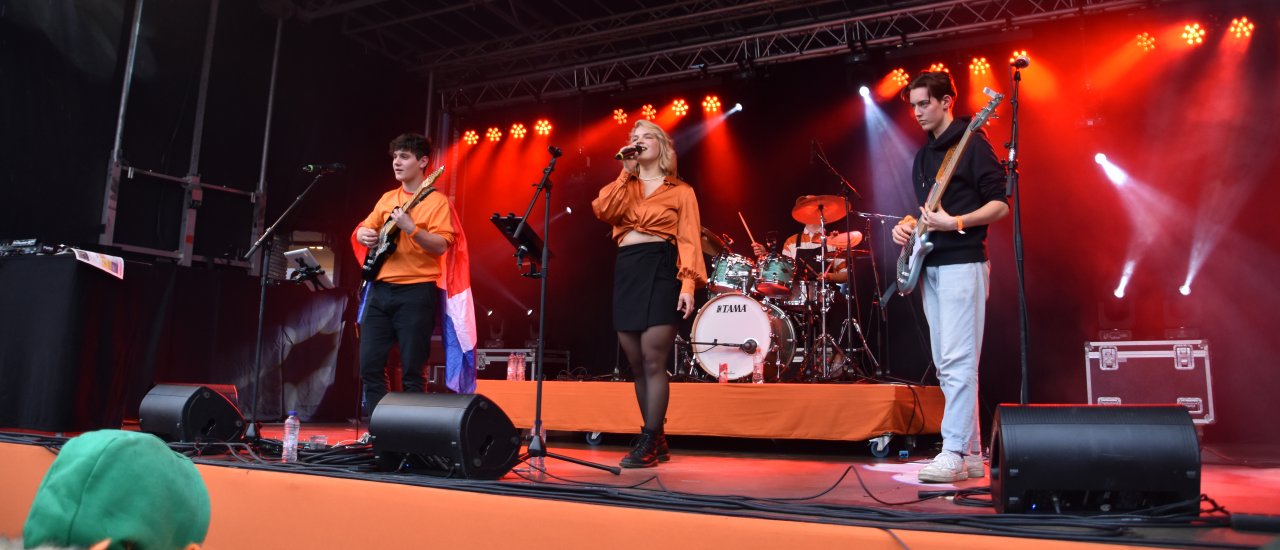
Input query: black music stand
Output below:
<box><xmin>494</xmin><ymin>146</ymin><xmax>620</xmax><ymax>476</ymax></box>
<box><xmin>490</xmin><ymin>214</ymin><xmax>551</xmax><ymax>279</ymax></box>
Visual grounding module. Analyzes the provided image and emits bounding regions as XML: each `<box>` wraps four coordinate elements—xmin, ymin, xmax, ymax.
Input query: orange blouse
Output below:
<box><xmin>592</xmin><ymin>169</ymin><xmax>706</xmax><ymax>294</ymax></box>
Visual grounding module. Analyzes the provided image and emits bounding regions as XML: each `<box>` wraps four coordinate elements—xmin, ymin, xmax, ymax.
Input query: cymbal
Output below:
<box><xmin>827</xmin><ymin>231</ymin><xmax>862</xmax><ymax>250</ymax></box>
<box><xmin>700</xmin><ymin>227</ymin><xmax>725</xmax><ymax>256</ymax></box>
<box><xmin>791</xmin><ymin>195</ymin><xmax>846</xmax><ymax>225</ymax></box>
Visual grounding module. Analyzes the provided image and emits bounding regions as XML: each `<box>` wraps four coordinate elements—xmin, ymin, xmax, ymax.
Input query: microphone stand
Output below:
<box><xmin>1005</xmin><ymin>67</ymin><xmax>1030</xmax><ymax>405</ymax></box>
<box><xmin>242</xmin><ymin>171</ymin><xmax>332</xmax><ymax>438</ymax></box>
<box><xmin>513</xmin><ymin>146</ymin><xmax>619</xmax><ymax>475</ymax></box>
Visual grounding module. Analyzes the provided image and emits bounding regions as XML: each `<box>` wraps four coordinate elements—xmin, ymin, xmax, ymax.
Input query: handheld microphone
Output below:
<box><xmin>614</xmin><ymin>144</ymin><xmax>645</xmax><ymax>160</ymax></box>
<box><xmin>1010</xmin><ymin>55</ymin><xmax>1030</xmax><ymax>69</ymax></box>
<box><xmin>302</xmin><ymin>163</ymin><xmax>346</xmax><ymax>173</ymax></box>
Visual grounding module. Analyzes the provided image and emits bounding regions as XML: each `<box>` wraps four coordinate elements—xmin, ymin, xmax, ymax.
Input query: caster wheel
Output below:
<box><xmin>585</xmin><ymin>432</ymin><xmax>604</xmax><ymax>446</ymax></box>
<box><xmin>868</xmin><ymin>434</ymin><xmax>893</xmax><ymax>458</ymax></box>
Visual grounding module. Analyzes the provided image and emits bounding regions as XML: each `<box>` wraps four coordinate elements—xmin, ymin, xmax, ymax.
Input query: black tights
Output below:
<box><xmin>617</xmin><ymin>325</ymin><xmax>675</xmax><ymax>432</ymax></box>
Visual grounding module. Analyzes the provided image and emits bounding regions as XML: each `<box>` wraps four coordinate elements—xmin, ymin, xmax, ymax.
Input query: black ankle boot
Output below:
<box><xmin>654</xmin><ymin>432</ymin><xmax>670</xmax><ymax>462</ymax></box>
<box><xmin>620</xmin><ymin>428</ymin><xmax>660</xmax><ymax>468</ymax></box>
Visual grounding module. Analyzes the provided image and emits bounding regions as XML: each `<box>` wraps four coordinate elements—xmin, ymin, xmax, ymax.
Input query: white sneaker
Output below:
<box><xmin>918</xmin><ymin>450</ymin><xmax>968</xmax><ymax>483</ymax></box>
<box><xmin>965</xmin><ymin>454</ymin><xmax>985</xmax><ymax>479</ymax></box>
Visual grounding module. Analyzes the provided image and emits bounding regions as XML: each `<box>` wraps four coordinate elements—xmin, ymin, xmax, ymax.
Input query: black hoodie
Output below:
<box><xmin>910</xmin><ymin>115</ymin><xmax>1007</xmax><ymax>266</ymax></box>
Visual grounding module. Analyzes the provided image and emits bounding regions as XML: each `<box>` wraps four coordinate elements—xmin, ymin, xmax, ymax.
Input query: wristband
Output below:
<box><xmin>407</xmin><ymin>225</ymin><xmax>419</xmax><ymax>238</ymax></box>
<box><xmin>955</xmin><ymin>216</ymin><xmax>966</xmax><ymax>235</ymax></box>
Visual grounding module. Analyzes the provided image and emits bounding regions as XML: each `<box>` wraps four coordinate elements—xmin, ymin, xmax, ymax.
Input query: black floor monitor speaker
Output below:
<box><xmin>369</xmin><ymin>393</ymin><xmax>521</xmax><ymax>480</ymax></box>
<box><xmin>139</xmin><ymin>384</ymin><xmax>246</xmax><ymax>443</ymax></box>
<box><xmin>990</xmin><ymin>404</ymin><xmax>1200</xmax><ymax>514</ymax></box>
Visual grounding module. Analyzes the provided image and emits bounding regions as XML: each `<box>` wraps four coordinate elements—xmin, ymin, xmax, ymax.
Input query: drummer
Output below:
<box><xmin>751</xmin><ymin>224</ymin><xmax>853</xmax><ymax>284</ymax></box>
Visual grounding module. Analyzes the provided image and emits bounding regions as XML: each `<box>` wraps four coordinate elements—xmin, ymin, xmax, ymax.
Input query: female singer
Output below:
<box><xmin>592</xmin><ymin>120</ymin><xmax>705</xmax><ymax>468</ymax></box>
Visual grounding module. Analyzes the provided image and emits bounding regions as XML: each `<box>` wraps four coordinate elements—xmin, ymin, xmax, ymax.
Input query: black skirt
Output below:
<box><xmin>613</xmin><ymin>241</ymin><xmax>681</xmax><ymax>331</ymax></box>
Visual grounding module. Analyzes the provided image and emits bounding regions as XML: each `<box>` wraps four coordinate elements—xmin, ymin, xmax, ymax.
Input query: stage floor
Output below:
<box><xmin>6</xmin><ymin>424</ymin><xmax>1275</xmax><ymax>549</ymax></box>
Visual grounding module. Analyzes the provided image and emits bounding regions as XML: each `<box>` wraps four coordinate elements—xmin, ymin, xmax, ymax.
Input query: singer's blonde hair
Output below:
<box><xmin>625</xmin><ymin>120</ymin><xmax>678</xmax><ymax>178</ymax></box>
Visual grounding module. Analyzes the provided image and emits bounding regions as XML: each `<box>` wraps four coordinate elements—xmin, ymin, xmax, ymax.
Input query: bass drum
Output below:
<box><xmin>691</xmin><ymin>292</ymin><xmax>796</xmax><ymax>381</ymax></box>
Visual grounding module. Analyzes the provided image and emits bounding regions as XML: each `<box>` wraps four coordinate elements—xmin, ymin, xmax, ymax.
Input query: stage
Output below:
<box><xmin>2</xmin><ymin>428</ymin><xmax>1277</xmax><ymax>549</ymax></box>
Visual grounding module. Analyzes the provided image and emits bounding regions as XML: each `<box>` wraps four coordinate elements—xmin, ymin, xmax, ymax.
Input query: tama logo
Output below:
<box><xmin>715</xmin><ymin>304</ymin><xmax>748</xmax><ymax>313</ymax></box>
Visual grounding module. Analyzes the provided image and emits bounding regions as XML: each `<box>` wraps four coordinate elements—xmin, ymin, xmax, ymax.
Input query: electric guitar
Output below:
<box><xmin>892</xmin><ymin>88</ymin><xmax>1003</xmax><ymax>296</ymax></box>
<box><xmin>360</xmin><ymin>165</ymin><xmax>446</xmax><ymax>283</ymax></box>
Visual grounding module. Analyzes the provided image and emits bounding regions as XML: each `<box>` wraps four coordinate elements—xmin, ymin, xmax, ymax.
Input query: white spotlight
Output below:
<box><xmin>1094</xmin><ymin>152</ymin><xmax>1129</xmax><ymax>186</ymax></box>
<box><xmin>859</xmin><ymin>86</ymin><xmax>871</xmax><ymax>99</ymax></box>
<box><xmin>565</xmin><ymin>206</ymin><xmax>573</xmax><ymax>214</ymax></box>
<box><xmin>1179</xmin><ymin>284</ymin><xmax>1191</xmax><ymax>296</ymax></box>
<box><xmin>733</xmin><ymin>102</ymin><xmax>743</xmax><ymax>112</ymax></box>
<box><xmin>1113</xmin><ymin>287</ymin><xmax>1126</xmax><ymax>299</ymax></box>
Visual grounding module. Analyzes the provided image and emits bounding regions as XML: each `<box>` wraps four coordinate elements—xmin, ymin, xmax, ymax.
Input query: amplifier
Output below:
<box><xmin>0</xmin><ymin>238</ymin><xmax>62</xmax><ymax>257</ymax></box>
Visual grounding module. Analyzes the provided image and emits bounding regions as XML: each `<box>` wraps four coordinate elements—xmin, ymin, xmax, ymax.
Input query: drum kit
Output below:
<box><xmin>681</xmin><ymin>195</ymin><xmax>881</xmax><ymax>383</ymax></box>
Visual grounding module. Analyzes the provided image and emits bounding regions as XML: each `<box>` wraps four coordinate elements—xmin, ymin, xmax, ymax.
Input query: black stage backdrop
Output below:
<box><xmin>2</xmin><ymin>1</ymin><xmax>1277</xmax><ymax>445</ymax></box>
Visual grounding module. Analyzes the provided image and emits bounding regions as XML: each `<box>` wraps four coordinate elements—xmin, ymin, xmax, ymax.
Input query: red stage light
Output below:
<box><xmin>702</xmin><ymin>95</ymin><xmax>721</xmax><ymax>113</ymax></box>
<box><xmin>1181</xmin><ymin>23</ymin><xmax>1205</xmax><ymax>45</ymax></box>
<box><xmin>462</xmin><ymin>130</ymin><xmax>479</xmax><ymax>145</ymax></box>
<box><xmin>969</xmin><ymin>57</ymin><xmax>990</xmax><ymax>76</ymax></box>
<box><xmin>672</xmin><ymin>99</ymin><xmax>690</xmax><ymax>117</ymax></box>
<box><xmin>485</xmin><ymin>127</ymin><xmax>502</xmax><ymax>142</ymax></box>
<box><xmin>534</xmin><ymin>119</ymin><xmax>552</xmax><ymax>136</ymax></box>
<box><xmin>612</xmin><ymin>108</ymin><xmax>628</xmax><ymax>125</ymax></box>
<box><xmin>890</xmin><ymin>68</ymin><xmax>909</xmax><ymax>88</ymax></box>
<box><xmin>1230</xmin><ymin>17</ymin><xmax>1254</xmax><ymax>39</ymax></box>
<box><xmin>1136</xmin><ymin>32</ymin><xmax>1157</xmax><ymax>52</ymax></box>
<box><xmin>1008</xmin><ymin>50</ymin><xmax>1029</xmax><ymax>66</ymax></box>
<box><xmin>641</xmin><ymin>104</ymin><xmax>657</xmax><ymax>120</ymax></box>
<box><xmin>928</xmin><ymin>62</ymin><xmax>949</xmax><ymax>73</ymax></box>
<box><xmin>510</xmin><ymin>123</ymin><xmax>527</xmax><ymax>139</ymax></box>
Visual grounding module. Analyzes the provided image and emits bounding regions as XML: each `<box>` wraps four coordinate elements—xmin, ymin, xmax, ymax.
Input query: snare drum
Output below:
<box><xmin>754</xmin><ymin>253</ymin><xmax>795</xmax><ymax>296</ymax></box>
<box><xmin>707</xmin><ymin>253</ymin><xmax>755</xmax><ymax>295</ymax></box>
<box><xmin>691</xmin><ymin>293</ymin><xmax>796</xmax><ymax>381</ymax></box>
<box><xmin>780</xmin><ymin>279</ymin><xmax>835</xmax><ymax>311</ymax></box>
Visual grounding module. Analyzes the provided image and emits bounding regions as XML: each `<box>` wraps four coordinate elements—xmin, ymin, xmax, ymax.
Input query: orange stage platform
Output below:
<box><xmin>475</xmin><ymin>380</ymin><xmax>944</xmax><ymax>441</ymax></box>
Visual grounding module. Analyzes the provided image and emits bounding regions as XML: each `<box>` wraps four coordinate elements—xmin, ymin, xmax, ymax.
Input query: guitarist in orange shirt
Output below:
<box><xmin>354</xmin><ymin>133</ymin><xmax>455</xmax><ymax>414</ymax></box>
<box><xmin>890</xmin><ymin>72</ymin><xmax>1008</xmax><ymax>483</ymax></box>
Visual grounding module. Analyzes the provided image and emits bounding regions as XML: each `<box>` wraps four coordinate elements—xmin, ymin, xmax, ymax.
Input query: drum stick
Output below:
<box><xmin>737</xmin><ymin>212</ymin><xmax>758</xmax><ymax>244</ymax></box>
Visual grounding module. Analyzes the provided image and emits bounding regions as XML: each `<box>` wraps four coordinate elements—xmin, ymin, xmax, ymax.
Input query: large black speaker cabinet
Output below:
<box><xmin>990</xmin><ymin>405</ymin><xmax>1200</xmax><ymax>514</ymax></box>
<box><xmin>139</xmin><ymin>384</ymin><xmax>245</xmax><ymax>443</ymax></box>
<box><xmin>369</xmin><ymin>393</ymin><xmax>521</xmax><ymax>480</ymax></box>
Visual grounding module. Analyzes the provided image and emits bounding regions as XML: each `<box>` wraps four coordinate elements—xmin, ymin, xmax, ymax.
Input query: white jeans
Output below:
<box><xmin>922</xmin><ymin>262</ymin><xmax>989</xmax><ymax>456</ymax></box>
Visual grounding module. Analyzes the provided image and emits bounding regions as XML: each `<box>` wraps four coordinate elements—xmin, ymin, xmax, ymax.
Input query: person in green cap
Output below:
<box><xmin>22</xmin><ymin>430</ymin><xmax>211</xmax><ymax>549</ymax></box>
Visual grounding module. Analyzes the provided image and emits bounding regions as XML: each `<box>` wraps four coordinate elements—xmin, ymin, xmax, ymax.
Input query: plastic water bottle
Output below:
<box><xmin>751</xmin><ymin>351</ymin><xmax>764</xmax><ymax>384</ymax></box>
<box><xmin>282</xmin><ymin>411</ymin><xmax>300</xmax><ymax>463</ymax></box>
<box><xmin>718</xmin><ymin>363</ymin><xmax>729</xmax><ymax>384</ymax></box>
<box><xmin>517</xmin><ymin>353</ymin><xmax>527</xmax><ymax>382</ymax></box>
<box><xmin>506</xmin><ymin>353</ymin><xmax>516</xmax><ymax>380</ymax></box>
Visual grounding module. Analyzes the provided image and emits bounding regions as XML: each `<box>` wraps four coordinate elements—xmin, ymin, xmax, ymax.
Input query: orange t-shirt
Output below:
<box><xmin>360</xmin><ymin>186</ymin><xmax>455</xmax><ymax>284</ymax></box>
<box><xmin>592</xmin><ymin>169</ymin><xmax>706</xmax><ymax>293</ymax></box>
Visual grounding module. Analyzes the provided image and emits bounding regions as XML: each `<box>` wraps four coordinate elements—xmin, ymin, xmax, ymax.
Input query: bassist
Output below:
<box><xmin>354</xmin><ymin>133</ymin><xmax>455</xmax><ymax>415</ymax></box>
<box><xmin>890</xmin><ymin>72</ymin><xmax>1007</xmax><ymax>483</ymax></box>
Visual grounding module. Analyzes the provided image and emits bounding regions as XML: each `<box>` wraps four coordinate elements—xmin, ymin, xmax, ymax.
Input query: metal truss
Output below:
<box><xmin>436</xmin><ymin>0</ymin><xmax>1155</xmax><ymax>110</ymax></box>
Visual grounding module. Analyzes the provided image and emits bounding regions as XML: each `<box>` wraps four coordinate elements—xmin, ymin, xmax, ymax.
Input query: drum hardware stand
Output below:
<box><xmin>502</xmin><ymin>146</ymin><xmax>619</xmax><ymax>476</ymax></box>
<box><xmin>857</xmin><ymin>211</ymin><xmax>901</xmax><ymax>378</ymax></box>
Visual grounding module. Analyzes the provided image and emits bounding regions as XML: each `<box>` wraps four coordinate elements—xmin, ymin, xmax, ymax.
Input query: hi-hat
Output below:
<box><xmin>700</xmin><ymin>227</ymin><xmax>726</xmax><ymax>256</ymax></box>
<box><xmin>827</xmin><ymin>231</ymin><xmax>862</xmax><ymax>250</ymax></box>
<box><xmin>791</xmin><ymin>195</ymin><xmax>846</xmax><ymax>225</ymax></box>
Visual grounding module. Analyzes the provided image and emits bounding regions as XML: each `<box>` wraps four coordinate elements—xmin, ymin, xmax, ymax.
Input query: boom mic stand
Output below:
<box><xmin>243</xmin><ymin>170</ymin><xmax>334</xmax><ymax>438</ymax></box>
<box><xmin>1005</xmin><ymin>65</ymin><xmax>1031</xmax><ymax>405</ymax></box>
<box><xmin>509</xmin><ymin>146</ymin><xmax>620</xmax><ymax>475</ymax></box>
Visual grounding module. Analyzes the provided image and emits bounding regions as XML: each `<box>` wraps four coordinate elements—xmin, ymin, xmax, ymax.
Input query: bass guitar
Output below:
<box><xmin>892</xmin><ymin>88</ymin><xmax>1003</xmax><ymax>296</ymax></box>
<box><xmin>360</xmin><ymin>165</ymin><xmax>446</xmax><ymax>283</ymax></box>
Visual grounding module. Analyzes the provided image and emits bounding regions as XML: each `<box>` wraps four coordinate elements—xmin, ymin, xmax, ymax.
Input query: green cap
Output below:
<box><xmin>24</xmin><ymin>430</ymin><xmax>211</xmax><ymax>549</ymax></box>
